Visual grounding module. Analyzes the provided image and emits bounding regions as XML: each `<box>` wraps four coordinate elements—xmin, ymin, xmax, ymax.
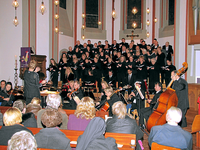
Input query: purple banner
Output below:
<box><xmin>20</xmin><ymin>47</ymin><xmax>31</xmax><ymax>68</ymax></box>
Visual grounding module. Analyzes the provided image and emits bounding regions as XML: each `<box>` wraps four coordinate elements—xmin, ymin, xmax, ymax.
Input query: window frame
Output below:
<box><xmin>119</xmin><ymin>0</ymin><xmax>147</xmax><ymax>40</ymax></box>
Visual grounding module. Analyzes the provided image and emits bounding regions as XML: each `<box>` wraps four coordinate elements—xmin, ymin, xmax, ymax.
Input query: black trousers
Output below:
<box><xmin>179</xmin><ymin>108</ymin><xmax>187</xmax><ymax>127</ymax></box>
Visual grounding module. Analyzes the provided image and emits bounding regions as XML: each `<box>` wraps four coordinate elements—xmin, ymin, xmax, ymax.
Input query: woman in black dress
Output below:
<box><xmin>58</xmin><ymin>53</ymin><xmax>68</xmax><ymax>82</ymax></box>
<box><xmin>65</xmin><ymin>67</ymin><xmax>74</xmax><ymax>83</ymax></box>
<box><xmin>47</xmin><ymin>58</ymin><xmax>58</xmax><ymax>88</ymax></box>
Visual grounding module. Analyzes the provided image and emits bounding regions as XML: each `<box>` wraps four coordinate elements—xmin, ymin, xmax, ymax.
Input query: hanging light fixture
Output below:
<box><xmin>132</xmin><ymin>22</ymin><xmax>137</xmax><ymax>29</ymax></box>
<box><xmin>82</xmin><ymin>35</ymin><xmax>85</xmax><ymax>40</ymax></box>
<box><xmin>12</xmin><ymin>0</ymin><xmax>19</xmax><ymax>27</ymax></box>
<box><xmin>112</xmin><ymin>9</ymin><xmax>116</xmax><ymax>19</ymax></box>
<box><xmin>55</xmin><ymin>13</ymin><xmax>59</xmax><ymax>19</ymax></box>
<box><xmin>82</xmin><ymin>24</ymin><xmax>85</xmax><ymax>29</ymax></box>
<box><xmin>146</xmin><ymin>20</ymin><xmax>150</xmax><ymax>26</ymax></box>
<box><xmin>54</xmin><ymin>0</ymin><xmax>59</xmax><ymax>5</ymax></box>
<box><xmin>55</xmin><ymin>26</ymin><xmax>59</xmax><ymax>33</ymax></box>
<box><xmin>39</xmin><ymin>0</ymin><xmax>46</xmax><ymax>15</ymax></box>
<box><xmin>147</xmin><ymin>32</ymin><xmax>150</xmax><ymax>38</ymax></box>
<box><xmin>132</xmin><ymin>7</ymin><xmax>138</xmax><ymax>15</ymax></box>
<box><xmin>154</xmin><ymin>17</ymin><xmax>158</xmax><ymax>23</ymax></box>
<box><xmin>13</xmin><ymin>16</ymin><xmax>19</xmax><ymax>26</ymax></box>
<box><xmin>146</xmin><ymin>8</ymin><xmax>150</xmax><ymax>14</ymax></box>
<box><xmin>82</xmin><ymin>13</ymin><xmax>86</xmax><ymax>18</ymax></box>
<box><xmin>98</xmin><ymin>21</ymin><xmax>102</xmax><ymax>25</ymax></box>
<box><xmin>12</xmin><ymin>0</ymin><xmax>19</xmax><ymax>8</ymax></box>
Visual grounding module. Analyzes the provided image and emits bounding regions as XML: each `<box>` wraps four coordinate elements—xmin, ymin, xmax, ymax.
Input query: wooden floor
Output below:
<box><xmin>141</xmin><ymin>108</ymin><xmax>200</xmax><ymax>150</ymax></box>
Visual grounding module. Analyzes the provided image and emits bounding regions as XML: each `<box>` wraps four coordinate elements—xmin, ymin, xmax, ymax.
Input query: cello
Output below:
<box><xmin>146</xmin><ymin>62</ymin><xmax>188</xmax><ymax>132</ymax></box>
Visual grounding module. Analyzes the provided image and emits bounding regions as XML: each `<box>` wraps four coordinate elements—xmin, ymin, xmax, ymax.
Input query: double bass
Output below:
<box><xmin>146</xmin><ymin>62</ymin><xmax>188</xmax><ymax>132</ymax></box>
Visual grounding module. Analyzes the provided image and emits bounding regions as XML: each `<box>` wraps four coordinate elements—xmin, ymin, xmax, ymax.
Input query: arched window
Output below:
<box><xmin>60</xmin><ymin>0</ymin><xmax>66</xmax><ymax>9</ymax></box>
<box><xmin>159</xmin><ymin>0</ymin><xmax>175</xmax><ymax>37</ymax></box>
<box><xmin>82</xmin><ymin>0</ymin><xmax>106</xmax><ymax>39</ymax></box>
<box><xmin>127</xmin><ymin>0</ymin><xmax>142</xmax><ymax>29</ymax></box>
<box><xmin>120</xmin><ymin>0</ymin><xmax>146</xmax><ymax>39</ymax></box>
<box><xmin>168</xmin><ymin>0</ymin><xmax>174</xmax><ymax>25</ymax></box>
<box><xmin>86</xmin><ymin>0</ymin><xmax>98</xmax><ymax>28</ymax></box>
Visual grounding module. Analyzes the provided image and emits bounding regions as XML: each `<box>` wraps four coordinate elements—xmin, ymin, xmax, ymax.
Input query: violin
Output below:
<box><xmin>96</xmin><ymin>89</ymin><xmax>121</xmax><ymax>112</ymax></box>
<box><xmin>67</xmin><ymin>88</ymin><xmax>78</xmax><ymax>97</ymax></box>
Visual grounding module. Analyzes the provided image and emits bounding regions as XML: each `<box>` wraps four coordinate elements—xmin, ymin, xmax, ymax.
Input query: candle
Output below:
<box><xmin>15</xmin><ymin>55</ymin><xmax>17</xmax><ymax>69</ymax></box>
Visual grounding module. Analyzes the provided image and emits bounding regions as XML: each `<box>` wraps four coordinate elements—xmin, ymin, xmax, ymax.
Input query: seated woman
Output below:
<box><xmin>106</xmin><ymin>101</ymin><xmax>144</xmax><ymax>150</ymax></box>
<box><xmin>37</xmin><ymin>94</ymin><xmax>68</xmax><ymax>129</ymax></box>
<box><xmin>0</xmin><ymin>82</ymin><xmax>15</xmax><ymax>106</ymax></box>
<box><xmin>8</xmin><ymin>130</ymin><xmax>37</xmax><ymax>150</ymax></box>
<box><xmin>30</xmin><ymin>97</ymin><xmax>42</xmax><ymax>106</ymax></box>
<box><xmin>67</xmin><ymin>97</ymin><xmax>95</xmax><ymax>131</ymax></box>
<box><xmin>0</xmin><ymin>107</ymin><xmax>33</xmax><ymax>145</ymax></box>
<box><xmin>13</xmin><ymin>99</ymin><xmax>37</xmax><ymax>128</ymax></box>
<box><xmin>35</xmin><ymin>109</ymin><xmax>71</xmax><ymax>150</ymax></box>
<box><xmin>26</xmin><ymin>103</ymin><xmax>42</xmax><ymax>117</ymax></box>
<box><xmin>76</xmin><ymin>117</ymin><xmax>118</xmax><ymax>150</ymax></box>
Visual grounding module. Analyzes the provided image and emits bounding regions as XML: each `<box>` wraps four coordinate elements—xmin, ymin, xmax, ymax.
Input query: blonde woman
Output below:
<box><xmin>31</xmin><ymin>97</ymin><xmax>41</xmax><ymax>106</ymax></box>
<box><xmin>0</xmin><ymin>107</ymin><xmax>33</xmax><ymax>145</ymax></box>
<box><xmin>65</xmin><ymin>67</ymin><xmax>74</xmax><ymax>83</ymax></box>
<box><xmin>106</xmin><ymin>101</ymin><xmax>144</xmax><ymax>150</ymax></box>
<box><xmin>67</xmin><ymin>97</ymin><xmax>96</xmax><ymax>131</ymax></box>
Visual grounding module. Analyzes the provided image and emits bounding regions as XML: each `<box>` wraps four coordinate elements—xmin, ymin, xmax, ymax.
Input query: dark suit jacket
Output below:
<box><xmin>0</xmin><ymin>124</ymin><xmax>33</xmax><ymax>145</ymax></box>
<box><xmin>106</xmin><ymin>115</ymin><xmax>143</xmax><ymax>150</ymax></box>
<box><xmin>122</xmin><ymin>73</ymin><xmax>136</xmax><ymax>87</ymax></box>
<box><xmin>148</xmin><ymin>123</ymin><xmax>192</xmax><ymax>150</ymax></box>
<box><xmin>172</xmin><ymin>78</ymin><xmax>189</xmax><ymax>110</ymax></box>
<box><xmin>162</xmin><ymin>45</ymin><xmax>173</xmax><ymax>61</ymax></box>
<box><xmin>77</xmin><ymin>135</ymin><xmax>118</xmax><ymax>150</ymax></box>
<box><xmin>35</xmin><ymin>128</ymin><xmax>71</xmax><ymax>150</ymax></box>
<box><xmin>150</xmin><ymin>90</ymin><xmax>163</xmax><ymax>109</ymax></box>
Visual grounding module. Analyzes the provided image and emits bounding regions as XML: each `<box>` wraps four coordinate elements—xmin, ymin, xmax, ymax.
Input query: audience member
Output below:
<box><xmin>148</xmin><ymin>106</ymin><xmax>192</xmax><ymax>150</ymax></box>
<box><xmin>106</xmin><ymin>101</ymin><xmax>143</xmax><ymax>150</ymax></box>
<box><xmin>30</xmin><ymin>97</ymin><xmax>41</xmax><ymax>106</ymax></box>
<box><xmin>37</xmin><ymin>94</ymin><xmax>68</xmax><ymax>129</ymax></box>
<box><xmin>0</xmin><ymin>107</ymin><xmax>32</xmax><ymax>145</ymax></box>
<box><xmin>26</xmin><ymin>103</ymin><xmax>42</xmax><ymax>116</ymax></box>
<box><xmin>35</xmin><ymin>109</ymin><xmax>71</xmax><ymax>150</ymax></box>
<box><xmin>7</xmin><ymin>130</ymin><xmax>37</xmax><ymax>150</ymax></box>
<box><xmin>13</xmin><ymin>99</ymin><xmax>37</xmax><ymax>127</ymax></box>
<box><xmin>68</xmin><ymin>97</ymin><xmax>95</xmax><ymax>131</ymax></box>
<box><xmin>76</xmin><ymin>117</ymin><xmax>118</xmax><ymax>150</ymax></box>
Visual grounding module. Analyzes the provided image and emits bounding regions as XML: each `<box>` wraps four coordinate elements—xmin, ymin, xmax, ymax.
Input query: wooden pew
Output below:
<box><xmin>0</xmin><ymin>126</ymin><xmax>136</xmax><ymax>150</ymax></box>
<box><xmin>191</xmin><ymin>115</ymin><xmax>200</xmax><ymax>147</ymax></box>
<box><xmin>151</xmin><ymin>142</ymin><xmax>181</xmax><ymax>150</ymax></box>
<box><xmin>0</xmin><ymin>106</ymin><xmax>108</xmax><ymax>119</ymax></box>
<box><xmin>0</xmin><ymin>145</ymin><xmax>52</xmax><ymax>150</ymax></box>
<box><xmin>27</xmin><ymin>127</ymin><xmax>136</xmax><ymax>150</ymax></box>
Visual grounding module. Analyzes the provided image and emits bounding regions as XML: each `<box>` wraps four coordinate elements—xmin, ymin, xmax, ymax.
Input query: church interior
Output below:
<box><xmin>0</xmin><ymin>0</ymin><xmax>200</xmax><ymax>149</ymax></box>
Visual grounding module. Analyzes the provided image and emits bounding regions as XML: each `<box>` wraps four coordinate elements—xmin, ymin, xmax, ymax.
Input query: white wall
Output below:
<box><xmin>0</xmin><ymin>0</ymin><xmax>23</xmax><ymax>86</ymax></box>
<box><xmin>59</xmin><ymin>34</ymin><xmax>74</xmax><ymax>51</ymax></box>
<box><xmin>36</xmin><ymin>0</ymin><xmax>50</xmax><ymax>72</ymax></box>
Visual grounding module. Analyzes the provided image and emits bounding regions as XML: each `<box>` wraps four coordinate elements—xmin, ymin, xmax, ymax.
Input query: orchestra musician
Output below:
<box><xmin>63</xmin><ymin>80</ymin><xmax>84</xmax><ymax>110</ymax></box>
<box><xmin>128</xmin><ymin>81</ymin><xmax>145</xmax><ymax>117</ymax></box>
<box><xmin>96</xmin><ymin>86</ymin><xmax>121</xmax><ymax>116</ymax></box>
<box><xmin>171</xmin><ymin>70</ymin><xmax>189</xmax><ymax>127</ymax></box>
<box><xmin>0</xmin><ymin>82</ymin><xmax>15</xmax><ymax>106</ymax></box>
<box><xmin>139</xmin><ymin>82</ymin><xmax>163</xmax><ymax>129</ymax></box>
